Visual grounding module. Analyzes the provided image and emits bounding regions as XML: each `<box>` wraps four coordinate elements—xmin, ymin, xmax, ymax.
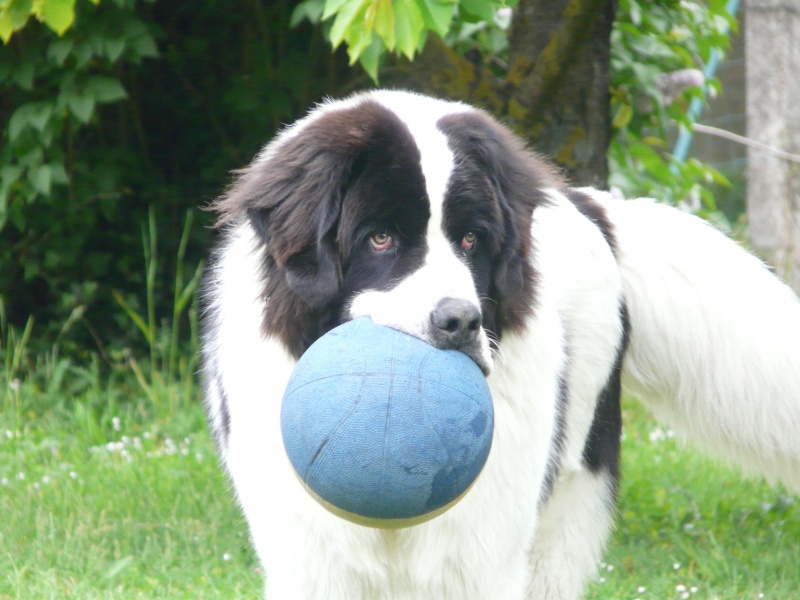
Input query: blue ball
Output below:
<box><xmin>280</xmin><ymin>318</ymin><xmax>494</xmax><ymax>528</ymax></box>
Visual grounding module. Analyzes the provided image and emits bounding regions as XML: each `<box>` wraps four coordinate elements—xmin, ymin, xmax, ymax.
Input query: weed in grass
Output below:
<box><xmin>113</xmin><ymin>207</ymin><xmax>204</xmax><ymax>420</ymax></box>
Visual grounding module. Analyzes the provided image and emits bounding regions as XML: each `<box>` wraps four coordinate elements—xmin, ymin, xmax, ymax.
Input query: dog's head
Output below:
<box><xmin>212</xmin><ymin>91</ymin><xmax>558</xmax><ymax>373</ymax></box>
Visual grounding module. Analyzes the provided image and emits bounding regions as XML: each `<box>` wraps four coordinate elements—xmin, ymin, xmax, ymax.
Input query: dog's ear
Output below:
<box><xmin>438</xmin><ymin>111</ymin><xmax>562</xmax><ymax>334</ymax></box>
<box><xmin>211</xmin><ymin>100</ymin><xmax>393</xmax><ymax>309</ymax></box>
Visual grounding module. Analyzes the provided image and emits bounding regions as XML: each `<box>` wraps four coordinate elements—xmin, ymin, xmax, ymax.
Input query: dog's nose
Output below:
<box><xmin>430</xmin><ymin>298</ymin><xmax>482</xmax><ymax>349</ymax></box>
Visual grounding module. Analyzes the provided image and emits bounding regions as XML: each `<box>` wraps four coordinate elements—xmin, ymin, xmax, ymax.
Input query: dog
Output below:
<box><xmin>200</xmin><ymin>90</ymin><xmax>800</xmax><ymax>599</ymax></box>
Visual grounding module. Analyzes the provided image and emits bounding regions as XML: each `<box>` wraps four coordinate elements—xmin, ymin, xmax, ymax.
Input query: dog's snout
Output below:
<box><xmin>431</xmin><ymin>298</ymin><xmax>482</xmax><ymax>348</ymax></box>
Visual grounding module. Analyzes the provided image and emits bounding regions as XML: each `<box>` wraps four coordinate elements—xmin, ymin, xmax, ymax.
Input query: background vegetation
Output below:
<box><xmin>1</xmin><ymin>0</ymin><xmax>733</xmax><ymax>355</ymax></box>
<box><xmin>2</xmin><ymin>0</ymin><xmax>796</xmax><ymax>597</ymax></box>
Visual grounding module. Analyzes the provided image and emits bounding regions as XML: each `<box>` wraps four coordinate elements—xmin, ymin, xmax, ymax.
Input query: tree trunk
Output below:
<box><xmin>745</xmin><ymin>0</ymin><xmax>800</xmax><ymax>292</ymax></box>
<box><xmin>385</xmin><ymin>0</ymin><xmax>616</xmax><ymax>188</ymax></box>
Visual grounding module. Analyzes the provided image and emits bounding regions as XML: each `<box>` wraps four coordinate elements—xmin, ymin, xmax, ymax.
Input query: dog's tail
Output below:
<box><xmin>600</xmin><ymin>192</ymin><xmax>800</xmax><ymax>493</ymax></box>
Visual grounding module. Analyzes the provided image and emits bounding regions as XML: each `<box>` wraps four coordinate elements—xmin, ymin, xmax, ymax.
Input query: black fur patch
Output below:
<box><xmin>566</xmin><ymin>188</ymin><xmax>617</xmax><ymax>255</ymax></box>
<box><xmin>540</xmin><ymin>359</ymin><xmax>570</xmax><ymax>505</ymax></box>
<box><xmin>437</xmin><ymin>111</ymin><xmax>561</xmax><ymax>341</ymax></box>
<box><xmin>211</xmin><ymin>99</ymin><xmax>430</xmax><ymax>358</ymax></box>
<box><xmin>581</xmin><ymin>302</ymin><xmax>630</xmax><ymax>497</ymax></box>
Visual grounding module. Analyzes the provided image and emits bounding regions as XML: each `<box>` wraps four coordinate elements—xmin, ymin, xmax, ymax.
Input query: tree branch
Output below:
<box><xmin>692</xmin><ymin>123</ymin><xmax>800</xmax><ymax>164</ymax></box>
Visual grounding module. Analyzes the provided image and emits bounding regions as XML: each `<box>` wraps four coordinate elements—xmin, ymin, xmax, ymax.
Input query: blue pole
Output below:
<box><xmin>671</xmin><ymin>0</ymin><xmax>741</xmax><ymax>166</ymax></box>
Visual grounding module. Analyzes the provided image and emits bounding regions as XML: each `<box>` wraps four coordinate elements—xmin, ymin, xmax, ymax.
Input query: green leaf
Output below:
<box><xmin>345</xmin><ymin>18</ymin><xmax>373</xmax><ymax>64</ymax></box>
<box><xmin>1</xmin><ymin>165</ymin><xmax>23</xmax><ymax>192</ymax></box>
<box><xmin>329</xmin><ymin>0</ymin><xmax>369</xmax><ymax>49</ymax></box>
<box><xmin>30</xmin><ymin>164</ymin><xmax>52</xmax><ymax>195</ymax></box>
<box><xmin>394</xmin><ymin>0</ymin><xmax>425</xmax><ymax>59</ymax></box>
<box><xmin>460</xmin><ymin>0</ymin><xmax>494</xmax><ymax>22</ymax></box>
<box><xmin>0</xmin><ymin>10</ymin><xmax>15</xmax><ymax>44</ymax></box>
<box><xmin>126</xmin><ymin>23</ymin><xmax>159</xmax><ymax>59</ymax></box>
<box><xmin>322</xmin><ymin>0</ymin><xmax>352</xmax><ymax>21</ymax></box>
<box><xmin>628</xmin><ymin>0</ymin><xmax>642</xmax><ymax>26</ymax></box>
<box><xmin>31</xmin><ymin>103</ymin><xmax>53</xmax><ymax>131</ymax></box>
<box><xmin>48</xmin><ymin>38</ymin><xmax>73</xmax><ymax>65</ymax></box>
<box><xmin>71</xmin><ymin>41</ymin><xmax>93</xmax><ymax>67</ymax></box>
<box><xmin>372</xmin><ymin>0</ymin><xmax>395</xmax><ymax>51</ymax></box>
<box><xmin>12</xmin><ymin>61</ymin><xmax>34</xmax><ymax>90</ymax></box>
<box><xmin>132</xmin><ymin>34</ymin><xmax>158</xmax><ymax>58</ymax></box>
<box><xmin>86</xmin><ymin>76</ymin><xmax>128</xmax><ymax>103</ymax></box>
<box><xmin>68</xmin><ymin>93</ymin><xmax>95</xmax><ymax>123</ymax></box>
<box><xmin>612</xmin><ymin>102</ymin><xmax>633</xmax><ymax>129</ymax></box>
<box><xmin>103</xmin><ymin>37</ymin><xmax>125</xmax><ymax>62</ymax></box>
<box><xmin>50</xmin><ymin>162</ymin><xmax>69</xmax><ymax>185</ymax></box>
<box><xmin>290</xmin><ymin>0</ymin><xmax>326</xmax><ymax>26</ymax></box>
<box><xmin>7</xmin><ymin>102</ymin><xmax>52</xmax><ymax>139</ymax></box>
<box><xmin>40</xmin><ymin>0</ymin><xmax>76</xmax><ymax>36</ymax></box>
<box><xmin>418</xmin><ymin>0</ymin><xmax>454</xmax><ymax>38</ymax></box>
<box><xmin>358</xmin><ymin>33</ymin><xmax>384</xmax><ymax>83</ymax></box>
<box><xmin>8</xmin><ymin>105</ymin><xmax>31</xmax><ymax>141</ymax></box>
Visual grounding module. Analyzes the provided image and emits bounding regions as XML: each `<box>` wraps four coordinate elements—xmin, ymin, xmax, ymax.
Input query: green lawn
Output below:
<box><xmin>0</xmin><ymin>359</ymin><xmax>261</xmax><ymax>599</ymax></box>
<box><xmin>2</xmin><ymin>359</ymin><xmax>797</xmax><ymax>599</ymax></box>
<box><xmin>587</xmin><ymin>401</ymin><xmax>799</xmax><ymax>600</ymax></box>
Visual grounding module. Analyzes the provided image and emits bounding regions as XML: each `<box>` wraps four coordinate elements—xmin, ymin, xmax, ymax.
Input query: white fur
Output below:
<box><xmin>202</xmin><ymin>91</ymin><xmax>800</xmax><ymax>600</ymax></box>
<box><xmin>601</xmin><ymin>193</ymin><xmax>800</xmax><ymax>493</ymax></box>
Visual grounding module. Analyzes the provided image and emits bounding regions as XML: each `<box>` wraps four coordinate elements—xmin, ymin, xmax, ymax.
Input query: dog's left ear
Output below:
<box><xmin>439</xmin><ymin>111</ymin><xmax>561</xmax><ymax>333</ymax></box>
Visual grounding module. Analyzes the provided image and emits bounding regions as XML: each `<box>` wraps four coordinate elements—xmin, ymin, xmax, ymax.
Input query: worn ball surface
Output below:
<box><xmin>280</xmin><ymin>317</ymin><xmax>494</xmax><ymax>528</ymax></box>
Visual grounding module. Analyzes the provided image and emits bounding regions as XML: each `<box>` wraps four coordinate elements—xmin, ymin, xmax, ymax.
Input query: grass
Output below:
<box><xmin>1</xmin><ymin>294</ymin><xmax>797</xmax><ymax>598</ymax></box>
<box><xmin>0</xmin><ymin>360</ymin><xmax>261</xmax><ymax>599</ymax></box>
<box><xmin>586</xmin><ymin>400</ymin><xmax>799</xmax><ymax>600</ymax></box>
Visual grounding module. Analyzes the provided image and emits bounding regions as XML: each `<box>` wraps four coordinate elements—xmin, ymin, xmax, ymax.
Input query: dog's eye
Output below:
<box><xmin>461</xmin><ymin>231</ymin><xmax>478</xmax><ymax>252</ymax></box>
<box><xmin>369</xmin><ymin>231</ymin><xmax>394</xmax><ymax>252</ymax></box>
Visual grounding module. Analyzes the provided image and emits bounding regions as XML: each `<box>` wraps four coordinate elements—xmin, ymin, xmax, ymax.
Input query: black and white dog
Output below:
<box><xmin>201</xmin><ymin>90</ymin><xmax>800</xmax><ymax>599</ymax></box>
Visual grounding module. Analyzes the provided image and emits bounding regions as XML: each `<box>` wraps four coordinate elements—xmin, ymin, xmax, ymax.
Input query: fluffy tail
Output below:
<box><xmin>601</xmin><ymin>194</ymin><xmax>800</xmax><ymax>493</ymax></box>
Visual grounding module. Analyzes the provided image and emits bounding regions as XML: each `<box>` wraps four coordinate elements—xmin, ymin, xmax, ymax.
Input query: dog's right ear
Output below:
<box><xmin>211</xmin><ymin>101</ymin><xmax>383</xmax><ymax>309</ymax></box>
<box><xmin>219</xmin><ymin>137</ymin><xmax>349</xmax><ymax>309</ymax></box>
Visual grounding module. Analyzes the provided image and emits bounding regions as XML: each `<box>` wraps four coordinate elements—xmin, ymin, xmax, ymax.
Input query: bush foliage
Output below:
<box><xmin>0</xmin><ymin>0</ymin><xmax>354</xmax><ymax>357</ymax></box>
<box><xmin>0</xmin><ymin>0</ymin><xmax>735</xmax><ymax>358</ymax></box>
